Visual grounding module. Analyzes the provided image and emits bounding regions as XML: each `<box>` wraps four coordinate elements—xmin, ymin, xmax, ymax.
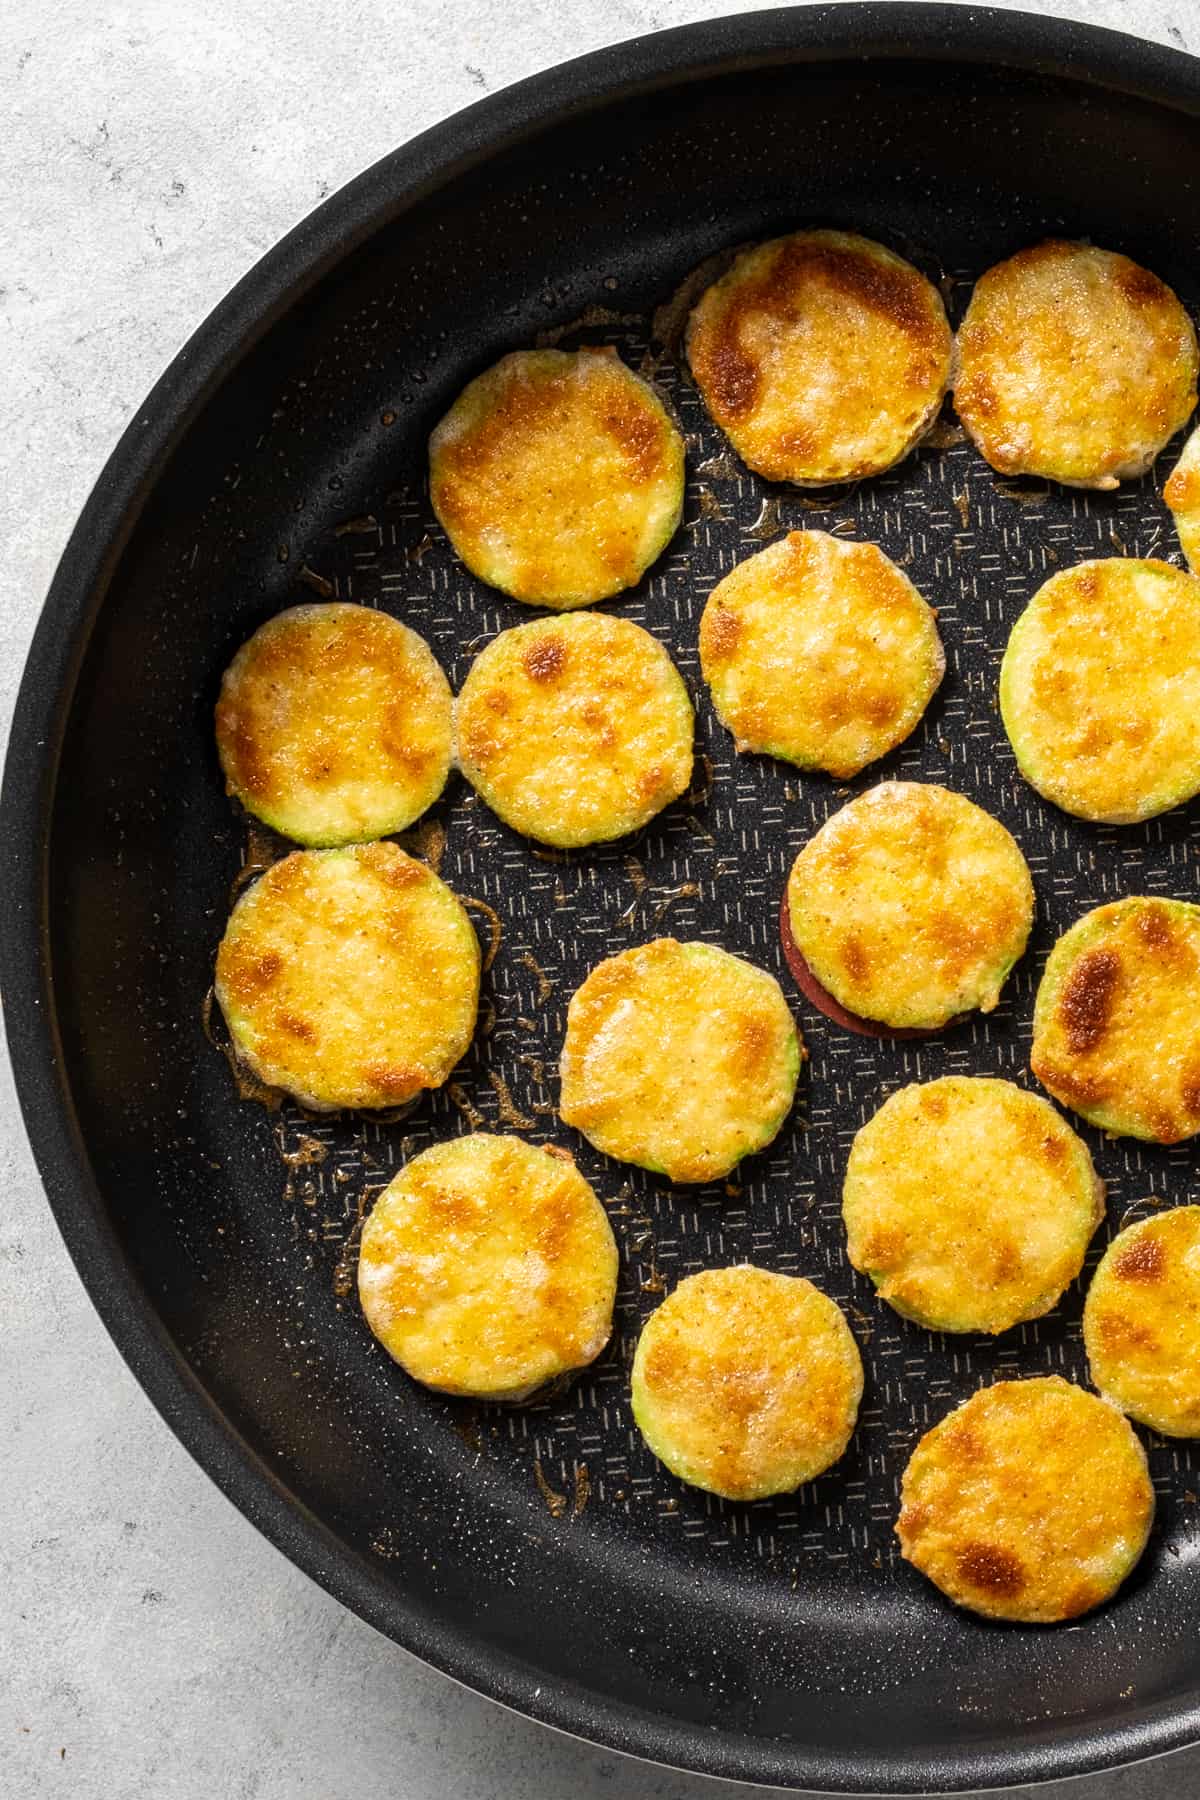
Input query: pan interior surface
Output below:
<box><xmin>12</xmin><ymin>14</ymin><xmax>1200</xmax><ymax>1793</ymax></box>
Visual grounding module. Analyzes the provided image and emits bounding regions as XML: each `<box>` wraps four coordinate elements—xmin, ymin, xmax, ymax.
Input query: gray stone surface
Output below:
<box><xmin>3</xmin><ymin>1</ymin><xmax>1199</xmax><ymax>1795</ymax></box>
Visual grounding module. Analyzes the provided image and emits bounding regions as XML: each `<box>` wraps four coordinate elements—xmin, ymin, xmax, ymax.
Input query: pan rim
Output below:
<box><xmin>5</xmin><ymin>4</ymin><xmax>1200</xmax><ymax>1789</ymax></box>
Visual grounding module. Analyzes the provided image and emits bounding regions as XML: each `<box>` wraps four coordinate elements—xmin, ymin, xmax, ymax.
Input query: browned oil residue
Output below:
<box><xmin>201</xmin><ymin>988</ymin><xmax>284</xmax><ymax>1112</ymax></box>
<box><xmin>696</xmin><ymin>448</ymin><xmax>740</xmax><ymax>481</ymax></box>
<box><xmin>543</xmin><ymin>1144</ymin><xmax>576</xmax><ymax>1164</ymax></box>
<box><xmin>747</xmin><ymin>495</ymin><xmax>785</xmax><ymax>541</ymax></box>
<box><xmin>517</xmin><ymin>950</ymin><xmax>553</xmax><ymax>1003</ymax></box>
<box><xmin>516</xmin><ymin>1053</ymin><xmax>547</xmax><ymax>1085</ymax></box>
<box><xmin>993</xmin><ymin>478</ymin><xmax>1050</xmax><ymax>506</ymax></box>
<box><xmin>685</xmin><ymin>753</ymin><xmax>714</xmax><ymax>813</ymax></box>
<box><xmin>405</xmin><ymin>532</ymin><xmax>434</xmax><ymax>565</ymax></box>
<box><xmin>1110</xmin><ymin>526</ymin><xmax>1129</xmax><ymax>555</ymax></box>
<box><xmin>333</xmin><ymin>514</ymin><xmax>379</xmax><ymax>537</ymax></box>
<box><xmin>923</xmin><ymin>415</ymin><xmax>966</xmax><ymax>450</ymax></box>
<box><xmin>572</xmin><ymin>1462</ymin><xmax>591</xmax><ymax>1517</ymax></box>
<box><xmin>849</xmin><ymin>1304</ymin><xmax>875</xmax><ymax>1344</ymax></box>
<box><xmin>651</xmin><ymin>243</ymin><xmax>742</xmax><ymax>356</ymax></box>
<box><xmin>476</xmin><ymin>995</ymin><xmax>497</xmax><ymax>1038</ymax></box>
<box><xmin>692</xmin><ymin>485</ymin><xmax>723</xmax><ymax>523</ymax></box>
<box><xmin>624</xmin><ymin>855</ymin><xmax>648</xmax><ymax>896</ymax></box>
<box><xmin>297</xmin><ymin>563</ymin><xmax>335</xmax><ymax>597</ymax></box>
<box><xmin>462</xmin><ymin>895</ymin><xmax>502</xmax><ymax>971</ymax></box>
<box><xmin>953</xmin><ymin>489</ymin><xmax>971</xmax><ymax>529</ymax></box>
<box><xmin>278</xmin><ymin>1132</ymin><xmax>328</xmax><ymax>1170</ymax></box>
<box><xmin>795</xmin><ymin>481</ymin><xmax>861</xmax><ymax>513</ymax></box>
<box><xmin>650</xmin><ymin>881</ymin><xmax>700</xmax><ymax>927</ymax></box>
<box><xmin>451</xmin><ymin>1407</ymin><xmax>483</xmax><ymax>1455</ymax></box>
<box><xmin>535</xmin><ymin>304</ymin><xmax>643</xmax><ymax>349</ymax></box>
<box><xmin>487</xmin><ymin>1070</ymin><xmax>534</xmax><ymax>1131</ymax></box>
<box><xmin>332</xmin><ymin>1188</ymin><xmax>372</xmax><ymax>1299</ymax></box>
<box><xmin>533</xmin><ymin>1459</ymin><xmax>568</xmax><ymax>1519</ymax></box>
<box><xmin>398</xmin><ymin>816</ymin><xmax>447</xmax><ymax>874</ymax></box>
<box><xmin>633</xmin><ymin>1229</ymin><xmax>666</xmax><ymax>1294</ymax></box>
<box><xmin>447</xmin><ymin>1083</ymin><xmax>486</xmax><ymax>1129</ymax></box>
<box><xmin>530</xmin><ymin>844</ymin><xmax>571</xmax><ymax>864</ymax></box>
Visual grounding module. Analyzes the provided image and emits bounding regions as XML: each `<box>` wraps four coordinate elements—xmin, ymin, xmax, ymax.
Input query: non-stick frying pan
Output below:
<box><xmin>6</xmin><ymin>5</ymin><xmax>1200</xmax><ymax>1791</ymax></box>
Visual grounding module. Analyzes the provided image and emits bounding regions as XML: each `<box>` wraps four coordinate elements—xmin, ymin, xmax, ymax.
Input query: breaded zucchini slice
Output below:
<box><xmin>1031</xmin><ymin>896</ymin><xmax>1200</xmax><ymax>1144</ymax></box>
<box><xmin>559</xmin><ymin>938</ymin><xmax>802</xmax><ymax>1184</ymax></box>
<box><xmin>215</xmin><ymin>603</ymin><xmax>453</xmax><ymax>846</ymax></box>
<box><xmin>630</xmin><ymin>1266</ymin><xmax>863</xmax><ymax>1500</ymax></box>
<box><xmin>686</xmin><ymin>230</ymin><xmax>951</xmax><ymax>486</ymax></box>
<box><xmin>1000</xmin><ymin>559</ymin><xmax>1200</xmax><ymax>824</ymax></box>
<box><xmin>357</xmin><ymin>1134</ymin><xmax>618</xmax><ymax>1401</ymax></box>
<box><xmin>455</xmin><ymin>612</ymin><xmax>693</xmax><ymax>847</ymax></box>
<box><xmin>428</xmin><ymin>347</ymin><xmax>684</xmax><ymax>610</ymax></box>
<box><xmin>214</xmin><ymin>842</ymin><xmax>479</xmax><ymax>1111</ymax></box>
<box><xmin>954</xmin><ymin>240</ymin><xmax>1198</xmax><ymax>489</ymax></box>
<box><xmin>1163</xmin><ymin>423</ymin><xmax>1200</xmax><ymax>574</ymax></box>
<box><xmin>843</xmin><ymin>1077</ymin><xmax>1104</xmax><ymax>1335</ymax></box>
<box><xmin>897</xmin><ymin>1376</ymin><xmax>1153</xmax><ymax>1623</ymax></box>
<box><xmin>785</xmin><ymin>782</ymin><xmax>1034</xmax><ymax>1031</ymax></box>
<box><xmin>699</xmin><ymin>530</ymin><xmax>944</xmax><ymax>779</ymax></box>
<box><xmin>1084</xmin><ymin>1206</ymin><xmax>1200</xmax><ymax>1438</ymax></box>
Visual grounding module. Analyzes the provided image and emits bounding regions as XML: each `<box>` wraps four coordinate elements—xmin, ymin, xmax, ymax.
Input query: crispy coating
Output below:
<box><xmin>687</xmin><ymin>230</ymin><xmax>951</xmax><ymax>485</ymax></box>
<box><xmin>428</xmin><ymin>347</ymin><xmax>684</xmax><ymax>609</ymax></box>
<box><xmin>955</xmin><ymin>240</ymin><xmax>1198</xmax><ymax>489</ymax></box>
<box><xmin>844</xmin><ymin>1077</ymin><xmax>1103</xmax><ymax>1334</ymax></box>
<box><xmin>897</xmin><ymin>1376</ymin><xmax>1154</xmax><ymax>1622</ymax></box>
<box><xmin>559</xmin><ymin>938</ymin><xmax>802</xmax><ymax>1184</ymax></box>
<box><xmin>1031</xmin><ymin>897</ymin><xmax>1200</xmax><ymax>1143</ymax></box>
<box><xmin>698</xmin><ymin>531</ymin><xmax>944</xmax><ymax>779</ymax></box>
<box><xmin>631</xmin><ymin>1266</ymin><xmax>863</xmax><ymax>1500</ymax></box>
<box><xmin>785</xmin><ymin>782</ymin><xmax>1034</xmax><ymax>1030</ymax></box>
<box><xmin>357</xmin><ymin>1134</ymin><xmax>617</xmax><ymax>1400</ymax></box>
<box><xmin>1163</xmin><ymin>424</ymin><xmax>1200</xmax><ymax>574</ymax></box>
<box><xmin>455</xmin><ymin>612</ymin><xmax>693</xmax><ymax>847</ymax></box>
<box><xmin>1000</xmin><ymin>559</ymin><xmax>1200</xmax><ymax>824</ymax></box>
<box><xmin>1084</xmin><ymin>1206</ymin><xmax>1200</xmax><ymax>1437</ymax></box>
<box><xmin>214</xmin><ymin>843</ymin><xmax>479</xmax><ymax>1110</ymax></box>
<box><xmin>215</xmin><ymin>604</ymin><xmax>453</xmax><ymax>846</ymax></box>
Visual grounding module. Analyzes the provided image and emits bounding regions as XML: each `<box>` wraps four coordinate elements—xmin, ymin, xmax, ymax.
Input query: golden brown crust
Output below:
<box><xmin>1084</xmin><ymin>1207</ymin><xmax>1200</xmax><ymax>1436</ymax></box>
<box><xmin>1032</xmin><ymin>897</ymin><xmax>1200</xmax><ymax>1143</ymax></box>
<box><xmin>630</xmin><ymin>1266</ymin><xmax>863</xmax><ymax>1499</ymax></box>
<box><xmin>214</xmin><ymin>843</ymin><xmax>479</xmax><ymax>1110</ymax></box>
<box><xmin>843</xmin><ymin>1077</ymin><xmax>1103</xmax><ymax>1334</ymax></box>
<box><xmin>698</xmin><ymin>531</ymin><xmax>944</xmax><ymax>778</ymax></box>
<box><xmin>1165</xmin><ymin>424</ymin><xmax>1200</xmax><ymax>574</ymax></box>
<box><xmin>1000</xmin><ymin>559</ymin><xmax>1200</xmax><ymax>823</ymax></box>
<box><xmin>215</xmin><ymin>604</ymin><xmax>453</xmax><ymax>846</ymax></box>
<box><xmin>897</xmin><ymin>1377</ymin><xmax>1154</xmax><ymax>1622</ymax></box>
<box><xmin>428</xmin><ymin>348</ymin><xmax>684</xmax><ymax>609</ymax></box>
<box><xmin>785</xmin><ymin>782</ymin><xmax>1034</xmax><ymax>1029</ymax></box>
<box><xmin>559</xmin><ymin>938</ymin><xmax>802</xmax><ymax>1183</ymax></box>
<box><xmin>357</xmin><ymin>1134</ymin><xmax>617</xmax><ymax>1399</ymax></box>
<box><xmin>955</xmin><ymin>241</ymin><xmax>1198</xmax><ymax>488</ymax></box>
<box><xmin>687</xmin><ymin>231</ymin><xmax>951</xmax><ymax>485</ymax></box>
<box><xmin>455</xmin><ymin>613</ymin><xmax>693</xmax><ymax>848</ymax></box>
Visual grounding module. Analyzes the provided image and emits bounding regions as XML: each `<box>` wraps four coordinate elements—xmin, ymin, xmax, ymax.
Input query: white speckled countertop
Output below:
<box><xmin>3</xmin><ymin>2</ymin><xmax>1199</xmax><ymax>1794</ymax></box>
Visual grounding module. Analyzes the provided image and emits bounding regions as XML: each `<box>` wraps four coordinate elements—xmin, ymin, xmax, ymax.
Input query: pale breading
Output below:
<box><xmin>1163</xmin><ymin>423</ymin><xmax>1200</xmax><ymax>573</ymax></box>
<box><xmin>843</xmin><ymin>1077</ymin><xmax>1103</xmax><ymax>1335</ymax></box>
<box><xmin>699</xmin><ymin>531</ymin><xmax>944</xmax><ymax>779</ymax></box>
<box><xmin>1000</xmin><ymin>558</ymin><xmax>1200</xmax><ymax>823</ymax></box>
<box><xmin>631</xmin><ymin>1266</ymin><xmax>863</xmax><ymax>1500</ymax></box>
<box><xmin>897</xmin><ymin>1377</ymin><xmax>1154</xmax><ymax>1622</ymax></box>
<box><xmin>429</xmin><ymin>347</ymin><xmax>684</xmax><ymax>609</ymax></box>
<box><xmin>559</xmin><ymin>938</ymin><xmax>802</xmax><ymax>1184</ymax></box>
<box><xmin>455</xmin><ymin>612</ymin><xmax>693</xmax><ymax>847</ymax></box>
<box><xmin>215</xmin><ymin>603</ymin><xmax>453</xmax><ymax>846</ymax></box>
<box><xmin>687</xmin><ymin>230</ymin><xmax>951</xmax><ymax>486</ymax></box>
<box><xmin>1031</xmin><ymin>896</ymin><xmax>1200</xmax><ymax>1144</ymax></box>
<box><xmin>1084</xmin><ymin>1206</ymin><xmax>1200</xmax><ymax>1438</ymax></box>
<box><xmin>215</xmin><ymin>843</ymin><xmax>479</xmax><ymax>1111</ymax></box>
<box><xmin>785</xmin><ymin>782</ymin><xmax>1034</xmax><ymax>1030</ymax></box>
<box><xmin>955</xmin><ymin>240</ymin><xmax>1197</xmax><ymax>489</ymax></box>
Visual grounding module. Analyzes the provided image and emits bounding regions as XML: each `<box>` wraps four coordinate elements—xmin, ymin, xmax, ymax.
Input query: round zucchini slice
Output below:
<box><xmin>357</xmin><ymin>1134</ymin><xmax>618</xmax><ymax>1401</ymax></box>
<box><xmin>785</xmin><ymin>782</ymin><xmax>1034</xmax><ymax>1031</ymax></box>
<box><xmin>897</xmin><ymin>1376</ymin><xmax>1154</xmax><ymax>1623</ymax></box>
<box><xmin>1084</xmin><ymin>1206</ymin><xmax>1200</xmax><ymax>1438</ymax></box>
<box><xmin>1031</xmin><ymin>896</ymin><xmax>1200</xmax><ymax>1144</ymax></box>
<box><xmin>1000</xmin><ymin>558</ymin><xmax>1200</xmax><ymax>824</ymax></box>
<box><xmin>843</xmin><ymin>1077</ymin><xmax>1104</xmax><ymax>1335</ymax></box>
<box><xmin>214</xmin><ymin>842</ymin><xmax>479</xmax><ymax>1111</ymax></box>
<box><xmin>1163</xmin><ymin>424</ymin><xmax>1200</xmax><ymax>574</ymax></box>
<box><xmin>455</xmin><ymin>611</ymin><xmax>693</xmax><ymax>847</ymax></box>
<box><xmin>215</xmin><ymin>603</ymin><xmax>453</xmax><ymax>846</ymax></box>
<box><xmin>631</xmin><ymin>1266</ymin><xmax>863</xmax><ymax>1500</ymax></box>
<box><xmin>954</xmin><ymin>240</ymin><xmax>1198</xmax><ymax>489</ymax></box>
<box><xmin>686</xmin><ymin>229</ymin><xmax>951</xmax><ymax>485</ymax></box>
<box><xmin>559</xmin><ymin>937</ymin><xmax>802</xmax><ymax>1184</ymax></box>
<box><xmin>428</xmin><ymin>347</ymin><xmax>684</xmax><ymax>610</ymax></box>
<box><xmin>698</xmin><ymin>530</ymin><xmax>944</xmax><ymax>779</ymax></box>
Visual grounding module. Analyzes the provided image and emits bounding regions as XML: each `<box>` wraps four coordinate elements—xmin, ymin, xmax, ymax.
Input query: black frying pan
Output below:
<box><xmin>6</xmin><ymin>6</ymin><xmax>1200</xmax><ymax>1791</ymax></box>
